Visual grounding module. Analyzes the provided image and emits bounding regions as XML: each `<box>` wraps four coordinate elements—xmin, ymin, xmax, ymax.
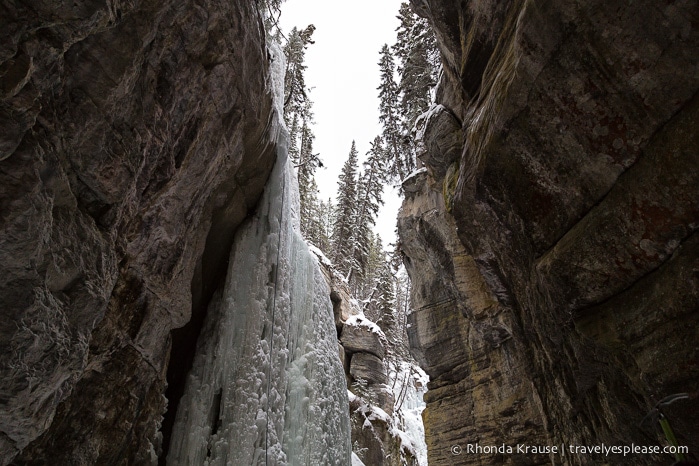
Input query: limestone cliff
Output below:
<box><xmin>0</xmin><ymin>1</ymin><xmax>277</xmax><ymax>463</ymax></box>
<box><xmin>399</xmin><ymin>0</ymin><xmax>698</xmax><ymax>465</ymax></box>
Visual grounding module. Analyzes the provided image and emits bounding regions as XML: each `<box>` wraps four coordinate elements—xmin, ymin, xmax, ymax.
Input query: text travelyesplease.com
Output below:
<box><xmin>450</xmin><ymin>443</ymin><xmax>689</xmax><ymax>457</ymax></box>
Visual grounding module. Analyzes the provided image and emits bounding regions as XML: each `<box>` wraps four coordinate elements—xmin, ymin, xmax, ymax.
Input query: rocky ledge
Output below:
<box><xmin>400</xmin><ymin>0</ymin><xmax>698</xmax><ymax>465</ymax></box>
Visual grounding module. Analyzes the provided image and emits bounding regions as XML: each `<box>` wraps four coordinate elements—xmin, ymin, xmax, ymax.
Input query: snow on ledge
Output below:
<box><xmin>413</xmin><ymin>103</ymin><xmax>447</xmax><ymax>142</ymax></box>
<box><xmin>308</xmin><ymin>244</ymin><xmax>333</xmax><ymax>268</ymax></box>
<box><xmin>389</xmin><ymin>424</ymin><xmax>418</xmax><ymax>457</ymax></box>
<box><xmin>401</xmin><ymin>167</ymin><xmax>428</xmax><ymax>185</ymax></box>
<box><xmin>345</xmin><ymin>315</ymin><xmax>386</xmax><ymax>338</ymax></box>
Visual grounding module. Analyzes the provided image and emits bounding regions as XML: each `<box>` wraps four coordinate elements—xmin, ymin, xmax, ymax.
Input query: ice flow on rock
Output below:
<box><xmin>167</xmin><ymin>101</ymin><xmax>351</xmax><ymax>464</ymax></box>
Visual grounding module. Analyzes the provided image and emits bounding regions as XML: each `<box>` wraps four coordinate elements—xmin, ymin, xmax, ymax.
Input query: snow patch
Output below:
<box><xmin>366</xmin><ymin>405</ymin><xmax>390</xmax><ymax>424</ymax></box>
<box><xmin>413</xmin><ymin>103</ymin><xmax>447</xmax><ymax>142</ymax></box>
<box><xmin>351</xmin><ymin>452</ymin><xmax>367</xmax><ymax>466</ymax></box>
<box><xmin>388</xmin><ymin>424</ymin><xmax>418</xmax><ymax>457</ymax></box>
<box><xmin>308</xmin><ymin>245</ymin><xmax>333</xmax><ymax>268</ymax></box>
<box><xmin>402</xmin><ymin>167</ymin><xmax>428</xmax><ymax>184</ymax></box>
<box><xmin>345</xmin><ymin>315</ymin><xmax>386</xmax><ymax>338</ymax></box>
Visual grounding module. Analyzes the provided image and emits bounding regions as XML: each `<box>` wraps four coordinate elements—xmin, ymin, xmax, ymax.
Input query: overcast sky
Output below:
<box><xmin>278</xmin><ymin>0</ymin><xmax>404</xmax><ymax>248</ymax></box>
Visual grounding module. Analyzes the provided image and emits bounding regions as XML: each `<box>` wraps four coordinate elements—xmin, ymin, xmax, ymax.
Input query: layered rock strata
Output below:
<box><xmin>400</xmin><ymin>1</ymin><xmax>699</xmax><ymax>465</ymax></box>
<box><xmin>0</xmin><ymin>1</ymin><xmax>277</xmax><ymax>463</ymax></box>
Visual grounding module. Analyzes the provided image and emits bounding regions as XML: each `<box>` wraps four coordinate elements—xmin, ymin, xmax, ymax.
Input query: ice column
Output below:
<box><xmin>167</xmin><ymin>66</ymin><xmax>350</xmax><ymax>464</ymax></box>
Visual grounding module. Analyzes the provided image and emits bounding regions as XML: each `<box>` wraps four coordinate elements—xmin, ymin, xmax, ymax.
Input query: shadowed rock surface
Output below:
<box><xmin>0</xmin><ymin>1</ymin><xmax>277</xmax><ymax>464</ymax></box>
<box><xmin>399</xmin><ymin>0</ymin><xmax>698</xmax><ymax>464</ymax></box>
<box><xmin>350</xmin><ymin>352</ymin><xmax>388</xmax><ymax>386</ymax></box>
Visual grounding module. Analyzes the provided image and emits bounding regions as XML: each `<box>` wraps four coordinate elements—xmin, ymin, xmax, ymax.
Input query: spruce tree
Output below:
<box><xmin>375</xmin><ymin>261</ymin><xmax>397</xmax><ymax>338</ymax></box>
<box><xmin>331</xmin><ymin>141</ymin><xmax>359</xmax><ymax>272</ymax></box>
<box><xmin>346</xmin><ymin>137</ymin><xmax>388</xmax><ymax>292</ymax></box>
<box><xmin>283</xmin><ymin>25</ymin><xmax>315</xmax><ymax>123</ymax></box>
<box><xmin>317</xmin><ymin>198</ymin><xmax>335</xmax><ymax>254</ymax></box>
<box><xmin>392</xmin><ymin>3</ymin><xmax>439</xmax><ymax>174</ymax></box>
<box><xmin>377</xmin><ymin>44</ymin><xmax>409</xmax><ymax>182</ymax></box>
<box><xmin>392</xmin><ymin>267</ymin><xmax>412</xmax><ymax>360</ymax></box>
<box><xmin>296</xmin><ymin>102</ymin><xmax>322</xmax><ymax>232</ymax></box>
<box><xmin>301</xmin><ymin>177</ymin><xmax>323</xmax><ymax>247</ymax></box>
<box><xmin>283</xmin><ymin>25</ymin><xmax>326</xmax><ymax>250</ymax></box>
<box><xmin>361</xmin><ymin>233</ymin><xmax>385</xmax><ymax>301</ymax></box>
<box><xmin>287</xmin><ymin>111</ymin><xmax>300</xmax><ymax>164</ymax></box>
<box><xmin>284</xmin><ymin>25</ymin><xmax>315</xmax><ymax>165</ymax></box>
<box><xmin>296</xmin><ymin>101</ymin><xmax>320</xmax><ymax>176</ymax></box>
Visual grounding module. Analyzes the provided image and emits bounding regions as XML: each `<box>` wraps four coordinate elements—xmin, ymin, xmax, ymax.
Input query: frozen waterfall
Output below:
<box><xmin>166</xmin><ymin>127</ymin><xmax>351</xmax><ymax>464</ymax></box>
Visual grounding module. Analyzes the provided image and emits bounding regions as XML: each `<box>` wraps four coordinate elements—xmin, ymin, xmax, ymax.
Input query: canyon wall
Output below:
<box><xmin>0</xmin><ymin>1</ymin><xmax>278</xmax><ymax>463</ymax></box>
<box><xmin>400</xmin><ymin>0</ymin><xmax>698</xmax><ymax>464</ymax></box>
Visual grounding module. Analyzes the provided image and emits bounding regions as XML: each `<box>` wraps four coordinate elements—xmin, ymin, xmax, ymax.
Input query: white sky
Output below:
<box><xmin>279</xmin><ymin>0</ymin><xmax>404</xmax><ymax>248</ymax></box>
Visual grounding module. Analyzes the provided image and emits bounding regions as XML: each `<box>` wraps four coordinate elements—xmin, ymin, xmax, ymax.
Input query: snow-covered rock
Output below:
<box><xmin>340</xmin><ymin>320</ymin><xmax>386</xmax><ymax>360</ymax></box>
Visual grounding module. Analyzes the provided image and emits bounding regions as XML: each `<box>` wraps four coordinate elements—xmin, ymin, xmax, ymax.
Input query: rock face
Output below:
<box><xmin>341</xmin><ymin>319</ymin><xmax>387</xmax><ymax>360</ymax></box>
<box><xmin>400</xmin><ymin>1</ymin><xmax>699</xmax><ymax>465</ymax></box>
<box><xmin>350</xmin><ymin>352</ymin><xmax>389</xmax><ymax>386</ymax></box>
<box><xmin>349</xmin><ymin>393</ymin><xmax>418</xmax><ymax>466</ymax></box>
<box><xmin>340</xmin><ymin>317</ymin><xmax>393</xmax><ymax>415</ymax></box>
<box><xmin>0</xmin><ymin>1</ymin><xmax>277</xmax><ymax>464</ymax></box>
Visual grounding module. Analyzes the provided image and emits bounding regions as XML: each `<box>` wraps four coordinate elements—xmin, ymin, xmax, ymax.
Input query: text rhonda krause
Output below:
<box><xmin>459</xmin><ymin>443</ymin><xmax>689</xmax><ymax>457</ymax></box>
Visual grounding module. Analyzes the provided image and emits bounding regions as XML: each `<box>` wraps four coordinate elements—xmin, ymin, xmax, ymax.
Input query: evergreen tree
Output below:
<box><xmin>317</xmin><ymin>197</ymin><xmax>335</xmax><ymax>253</ymax></box>
<box><xmin>284</xmin><ymin>25</ymin><xmax>316</xmax><ymax>166</ymax></box>
<box><xmin>300</xmin><ymin>177</ymin><xmax>323</xmax><ymax>247</ymax></box>
<box><xmin>375</xmin><ymin>261</ymin><xmax>397</xmax><ymax>338</ymax></box>
<box><xmin>346</xmin><ymin>137</ymin><xmax>388</xmax><ymax>292</ymax></box>
<box><xmin>377</xmin><ymin>44</ymin><xmax>409</xmax><ymax>182</ymax></box>
<box><xmin>392</xmin><ymin>3</ymin><xmax>439</xmax><ymax>174</ymax></box>
<box><xmin>296</xmin><ymin>101</ymin><xmax>320</xmax><ymax>178</ymax></box>
<box><xmin>360</xmin><ymin>233</ymin><xmax>385</xmax><ymax>301</ymax></box>
<box><xmin>287</xmin><ymin>111</ymin><xmax>300</xmax><ymax>164</ymax></box>
<box><xmin>357</xmin><ymin>137</ymin><xmax>389</xmax><ymax>228</ymax></box>
<box><xmin>283</xmin><ymin>25</ymin><xmax>316</xmax><ymax>123</ymax></box>
<box><xmin>331</xmin><ymin>141</ymin><xmax>359</xmax><ymax>272</ymax></box>
<box><xmin>296</xmin><ymin>101</ymin><xmax>322</xmax><ymax>235</ymax></box>
<box><xmin>392</xmin><ymin>267</ymin><xmax>412</xmax><ymax>360</ymax></box>
<box><xmin>283</xmin><ymin>25</ymin><xmax>327</xmax><ymax>250</ymax></box>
